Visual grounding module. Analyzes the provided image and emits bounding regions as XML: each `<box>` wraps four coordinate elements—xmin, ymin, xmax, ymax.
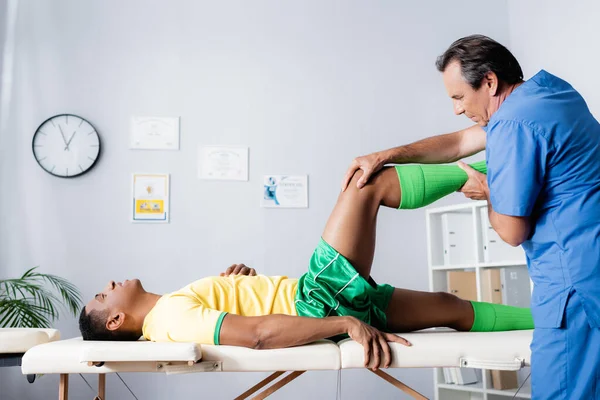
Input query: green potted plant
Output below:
<box><xmin>0</xmin><ymin>267</ymin><xmax>82</xmax><ymax>328</ymax></box>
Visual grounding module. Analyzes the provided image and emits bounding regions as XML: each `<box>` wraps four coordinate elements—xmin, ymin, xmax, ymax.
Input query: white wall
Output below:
<box><xmin>0</xmin><ymin>1</ymin><xmax>509</xmax><ymax>399</ymax></box>
<box><xmin>0</xmin><ymin>1</ymin><xmax>5</xmax><ymax>82</ymax></box>
<box><xmin>507</xmin><ymin>0</ymin><xmax>600</xmax><ymax>116</ymax></box>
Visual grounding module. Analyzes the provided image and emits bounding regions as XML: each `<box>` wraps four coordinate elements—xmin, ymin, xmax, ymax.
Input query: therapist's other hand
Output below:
<box><xmin>220</xmin><ymin>264</ymin><xmax>257</xmax><ymax>277</ymax></box>
<box><xmin>346</xmin><ymin>316</ymin><xmax>411</xmax><ymax>371</ymax></box>
<box><xmin>342</xmin><ymin>151</ymin><xmax>388</xmax><ymax>191</ymax></box>
<box><xmin>457</xmin><ymin>161</ymin><xmax>489</xmax><ymax>201</ymax></box>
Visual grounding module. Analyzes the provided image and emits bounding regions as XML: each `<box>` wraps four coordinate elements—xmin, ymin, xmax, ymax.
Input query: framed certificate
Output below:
<box><xmin>261</xmin><ymin>175</ymin><xmax>308</xmax><ymax>208</ymax></box>
<box><xmin>130</xmin><ymin>117</ymin><xmax>180</xmax><ymax>150</ymax></box>
<box><xmin>198</xmin><ymin>146</ymin><xmax>249</xmax><ymax>181</ymax></box>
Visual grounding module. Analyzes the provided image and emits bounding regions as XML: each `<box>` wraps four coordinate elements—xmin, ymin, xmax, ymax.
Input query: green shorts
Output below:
<box><xmin>295</xmin><ymin>238</ymin><xmax>394</xmax><ymax>333</ymax></box>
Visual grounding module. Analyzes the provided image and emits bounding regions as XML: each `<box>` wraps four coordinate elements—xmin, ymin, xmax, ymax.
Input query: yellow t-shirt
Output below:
<box><xmin>142</xmin><ymin>275</ymin><xmax>298</xmax><ymax>345</ymax></box>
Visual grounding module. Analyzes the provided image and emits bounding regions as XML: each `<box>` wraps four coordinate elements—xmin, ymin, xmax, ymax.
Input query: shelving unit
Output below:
<box><xmin>426</xmin><ymin>201</ymin><xmax>532</xmax><ymax>400</ymax></box>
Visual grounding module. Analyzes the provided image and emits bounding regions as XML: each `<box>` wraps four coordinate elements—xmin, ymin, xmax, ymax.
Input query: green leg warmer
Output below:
<box><xmin>395</xmin><ymin>160</ymin><xmax>487</xmax><ymax>209</ymax></box>
<box><xmin>469</xmin><ymin>301</ymin><xmax>534</xmax><ymax>332</ymax></box>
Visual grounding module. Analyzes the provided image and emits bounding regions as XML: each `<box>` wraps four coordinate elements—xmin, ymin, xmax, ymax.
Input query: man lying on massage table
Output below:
<box><xmin>80</xmin><ymin>163</ymin><xmax>532</xmax><ymax>371</ymax></box>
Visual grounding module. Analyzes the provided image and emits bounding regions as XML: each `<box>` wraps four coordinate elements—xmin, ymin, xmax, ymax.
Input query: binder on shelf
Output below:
<box><xmin>481</xmin><ymin>269</ymin><xmax>502</xmax><ymax>304</ymax></box>
<box><xmin>501</xmin><ymin>266</ymin><xmax>533</xmax><ymax>308</ymax></box>
<box><xmin>491</xmin><ymin>370</ymin><xmax>519</xmax><ymax>390</ymax></box>
<box><xmin>441</xmin><ymin>212</ymin><xmax>475</xmax><ymax>265</ymax></box>
<box><xmin>447</xmin><ymin>271</ymin><xmax>477</xmax><ymax>302</ymax></box>
<box><xmin>457</xmin><ymin>368</ymin><xmax>478</xmax><ymax>385</ymax></box>
<box><xmin>480</xmin><ymin>207</ymin><xmax>526</xmax><ymax>263</ymax></box>
<box><xmin>443</xmin><ymin>367</ymin><xmax>452</xmax><ymax>384</ymax></box>
<box><xmin>442</xmin><ymin>367</ymin><xmax>478</xmax><ymax>385</ymax></box>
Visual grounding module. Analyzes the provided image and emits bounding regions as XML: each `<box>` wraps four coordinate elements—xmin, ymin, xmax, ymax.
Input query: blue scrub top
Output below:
<box><xmin>485</xmin><ymin>70</ymin><xmax>600</xmax><ymax>328</ymax></box>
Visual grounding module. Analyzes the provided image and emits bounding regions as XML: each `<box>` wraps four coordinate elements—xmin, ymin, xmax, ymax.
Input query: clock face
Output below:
<box><xmin>32</xmin><ymin>114</ymin><xmax>101</xmax><ymax>178</ymax></box>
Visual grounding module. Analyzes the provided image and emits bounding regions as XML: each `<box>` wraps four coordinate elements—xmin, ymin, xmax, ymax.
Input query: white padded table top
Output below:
<box><xmin>339</xmin><ymin>330</ymin><xmax>533</xmax><ymax>370</ymax></box>
<box><xmin>200</xmin><ymin>340</ymin><xmax>341</xmax><ymax>372</ymax></box>
<box><xmin>0</xmin><ymin>328</ymin><xmax>60</xmax><ymax>354</ymax></box>
<box><xmin>21</xmin><ymin>338</ymin><xmax>341</xmax><ymax>374</ymax></box>
<box><xmin>81</xmin><ymin>339</ymin><xmax>202</xmax><ymax>363</ymax></box>
<box><xmin>21</xmin><ymin>330</ymin><xmax>533</xmax><ymax>375</ymax></box>
<box><xmin>22</xmin><ymin>338</ymin><xmax>200</xmax><ymax>374</ymax></box>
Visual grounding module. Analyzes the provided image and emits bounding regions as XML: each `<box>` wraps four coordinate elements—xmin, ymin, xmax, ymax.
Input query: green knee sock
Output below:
<box><xmin>395</xmin><ymin>160</ymin><xmax>488</xmax><ymax>209</ymax></box>
<box><xmin>469</xmin><ymin>301</ymin><xmax>534</xmax><ymax>332</ymax></box>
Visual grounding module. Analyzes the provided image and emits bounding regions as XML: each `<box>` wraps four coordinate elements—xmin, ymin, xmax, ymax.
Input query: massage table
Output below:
<box><xmin>0</xmin><ymin>328</ymin><xmax>60</xmax><ymax>383</ymax></box>
<box><xmin>14</xmin><ymin>328</ymin><xmax>533</xmax><ymax>400</ymax></box>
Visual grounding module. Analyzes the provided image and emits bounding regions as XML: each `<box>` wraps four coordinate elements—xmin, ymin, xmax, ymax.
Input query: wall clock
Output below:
<box><xmin>32</xmin><ymin>114</ymin><xmax>101</xmax><ymax>178</ymax></box>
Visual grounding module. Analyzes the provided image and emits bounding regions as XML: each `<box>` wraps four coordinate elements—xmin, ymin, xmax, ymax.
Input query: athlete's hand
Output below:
<box><xmin>341</xmin><ymin>151</ymin><xmax>388</xmax><ymax>191</ymax></box>
<box><xmin>346</xmin><ymin>317</ymin><xmax>411</xmax><ymax>370</ymax></box>
<box><xmin>220</xmin><ymin>264</ymin><xmax>257</xmax><ymax>277</ymax></box>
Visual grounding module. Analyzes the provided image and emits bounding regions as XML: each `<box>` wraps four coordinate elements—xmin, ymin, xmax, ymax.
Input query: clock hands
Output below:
<box><xmin>64</xmin><ymin>130</ymin><xmax>77</xmax><ymax>151</ymax></box>
<box><xmin>58</xmin><ymin>125</ymin><xmax>69</xmax><ymax>147</ymax></box>
<box><xmin>58</xmin><ymin>125</ymin><xmax>76</xmax><ymax>151</ymax></box>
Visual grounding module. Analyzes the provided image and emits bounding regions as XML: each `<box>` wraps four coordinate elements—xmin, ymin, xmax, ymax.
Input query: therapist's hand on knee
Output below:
<box><xmin>457</xmin><ymin>161</ymin><xmax>490</xmax><ymax>201</ymax></box>
<box><xmin>220</xmin><ymin>264</ymin><xmax>257</xmax><ymax>277</ymax></box>
<box><xmin>342</xmin><ymin>151</ymin><xmax>388</xmax><ymax>191</ymax></box>
<box><xmin>347</xmin><ymin>317</ymin><xmax>411</xmax><ymax>370</ymax></box>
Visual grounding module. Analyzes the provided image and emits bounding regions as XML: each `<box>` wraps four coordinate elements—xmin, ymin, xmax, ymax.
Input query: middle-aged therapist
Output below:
<box><xmin>342</xmin><ymin>35</ymin><xmax>600</xmax><ymax>399</ymax></box>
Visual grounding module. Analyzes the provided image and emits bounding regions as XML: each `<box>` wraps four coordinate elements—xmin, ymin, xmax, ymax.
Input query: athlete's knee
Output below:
<box><xmin>434</xmin><ymin>291</ymin><xmax>460</xmax><ymax>304</ymax></box>
<box><xmin>436</xmin><ymin>291</ymin><xmax>473</xmax><ymax>330</ymax></box>
<box><xmin>344</xmin><ymin>170</ymin><xmax>379</xmax><ymax>198</ymax></box>
<box><xmin>433</xmin><ymin>291</ymin><xmax>472</xmax><ymax>316</ymax></box>
<box><xmin>342</xmin><ymin>168</ymin><xmax>399</xmax><ymax>208</ymax></box>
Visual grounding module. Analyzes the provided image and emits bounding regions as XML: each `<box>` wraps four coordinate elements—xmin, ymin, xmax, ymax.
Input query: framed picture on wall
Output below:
<box><xmin>261</xmin><ymin>175</ymin><xmax>308</xmax><ymax>208</ymax></box>
<box><xmin>198</xmin><ymin>145</ymin><xmax>249</xmax><ymax>181</ymax></box>
<box><xmin>131</xmin><ymin>173</ymin><xmax>170</xmax><ymax>223</ymax></box>
<box><xmin>130</xmin><ymin>117</ymin><xmax>180</xmax><ymax>150</ymax></box>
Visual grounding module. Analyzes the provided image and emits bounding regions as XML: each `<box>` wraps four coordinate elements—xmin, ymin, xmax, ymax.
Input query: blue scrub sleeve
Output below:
<box><xmin>486</xmin><ymin>120</ymin><xmax>549</xmax><ymax>217</ymax></box>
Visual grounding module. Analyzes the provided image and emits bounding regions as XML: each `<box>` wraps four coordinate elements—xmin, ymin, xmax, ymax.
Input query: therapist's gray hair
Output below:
<box><xmin>436</xmin><ymin>34</ymin><xmax>523</xmax><ymax>89</ymax></box>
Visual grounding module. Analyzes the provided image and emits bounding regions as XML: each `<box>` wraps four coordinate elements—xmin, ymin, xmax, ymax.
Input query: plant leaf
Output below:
<box><xmin>0</xmin><ymin>298</ymin><xmax>52</xmax><ymax>328</ymax></box>
<box><xmin>0</xmin><ymin>267</ymin><xmax>83</xmax><ymax>328</ymax></box>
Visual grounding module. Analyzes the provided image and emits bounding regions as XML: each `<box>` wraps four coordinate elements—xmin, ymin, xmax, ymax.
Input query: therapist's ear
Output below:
<box><xmin>483</xmin><ymin>72</ymin><xmax>499</xmax><ymax>97</ymax></box>
<box><xmin>106</xmin><ymin>312</ymin><xmax>126</xmax><ymax>331</ymax></box>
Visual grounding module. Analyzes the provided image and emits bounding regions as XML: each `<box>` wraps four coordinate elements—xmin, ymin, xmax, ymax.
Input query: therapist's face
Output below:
<box><xmin>442</xmin><ymin>60</ymin><xmax>499</xmax><ymax>126</ymax></box>
<box><xmin>85</xmin><ymin>279</ymin><xmax>146</xmax><ymax>330</ymax></box>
